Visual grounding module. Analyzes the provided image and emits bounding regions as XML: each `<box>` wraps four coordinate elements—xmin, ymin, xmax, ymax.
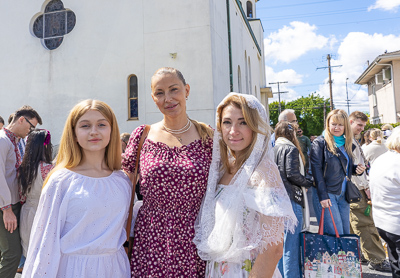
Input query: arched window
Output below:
<box><xmin>238</xmin><ymin>66</ymin><xmax>242</xmax><ymax>94</ymax></box>
<box><xmin>245</xmin><ymin>51</ymin><xmax>249</xmax><ymax>94</ymax></box>
<box><xmin>246</xmin><ymin>1</ymin><xmax>253</xmax><ymax>18</ymax></box>
<box><xmin>128</xmin><ymin>75</ymin><xmax>138</xmax><ymax>120</ymax></box>
<box><xmin>248</xmin><ymin>57</ymin><xmax>252</xmax><ymax>95</ymax></box>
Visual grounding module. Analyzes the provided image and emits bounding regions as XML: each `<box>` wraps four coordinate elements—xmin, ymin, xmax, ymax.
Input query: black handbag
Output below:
<box><xmin>339</xmin><ymin>158</ymin><xmax>362</xmax><ymax>203</ymax></box>
<box><xmin>345</xmin><ymin>177</ymin><xmax>362</xmax><ymax>203</ymax></box>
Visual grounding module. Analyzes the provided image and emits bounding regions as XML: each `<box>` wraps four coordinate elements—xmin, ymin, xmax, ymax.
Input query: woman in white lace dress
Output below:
<box><xmin>22</xmin><ymin>100</ymin><xmax>131</xmax><ymax>278</ymax></box>
<box><xmin>194</xmin><ymin>93</ymin><xmax>297</xmax><ymax>278</ymax></box>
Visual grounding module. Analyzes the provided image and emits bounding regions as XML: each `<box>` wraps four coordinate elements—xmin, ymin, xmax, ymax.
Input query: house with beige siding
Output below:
<box><xmin>355</xmin><ymin>50</ymin><xmax>400</xmax><ymax>124</ymax></box>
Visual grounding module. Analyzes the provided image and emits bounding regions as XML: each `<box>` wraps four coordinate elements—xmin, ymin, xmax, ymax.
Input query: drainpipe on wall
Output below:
<box><xmin>226</xmin><ymin>0</ymin><xmax>233</xmax><ymax>92</ymax></box>
<box><xmin>377</xmin><ymin>62</ymin><xmax>396</xmax><ymax>122</ymax></box>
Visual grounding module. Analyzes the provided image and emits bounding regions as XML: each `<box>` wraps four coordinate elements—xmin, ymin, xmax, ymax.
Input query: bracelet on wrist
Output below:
<box><xmin>1</xmin><ymin>204</ymin><xmax>12</xmax><ymax>211</ymax></box>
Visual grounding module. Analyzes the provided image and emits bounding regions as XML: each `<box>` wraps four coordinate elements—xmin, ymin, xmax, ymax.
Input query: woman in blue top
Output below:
<box><xmin>310</xmin><ymin>109</ymin><xmax>365</xmax><ymax>235</ymax></box>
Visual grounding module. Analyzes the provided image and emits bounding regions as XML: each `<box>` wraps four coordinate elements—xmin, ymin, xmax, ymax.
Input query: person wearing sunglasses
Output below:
<box><xmin>0</xmin><ymin>105</ymin><xmax>42</xmax><ymax>278</ymax></box>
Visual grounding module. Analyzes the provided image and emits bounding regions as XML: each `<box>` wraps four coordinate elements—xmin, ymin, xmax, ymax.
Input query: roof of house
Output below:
<box><xmin>355</xmin><ymin>50</ymin><xmax>400</xmax><ymax>85</ymax></box>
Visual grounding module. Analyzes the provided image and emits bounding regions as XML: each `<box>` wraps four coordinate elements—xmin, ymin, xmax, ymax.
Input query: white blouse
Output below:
<box><xmin>22</xmin><ymin>168</ymin><xmax>132</xmax><ymax>278</ymax></box>
<box><xmin>369</xmin><ymin>150</ymin><xmax>400</xmax><ymax>236</ymax></box>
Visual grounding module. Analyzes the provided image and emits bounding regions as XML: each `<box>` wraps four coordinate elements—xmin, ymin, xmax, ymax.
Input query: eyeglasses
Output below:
<box><xmin>23</xmin><ymin>116</ymin><xmax>35</xmax><ymax>132</ymax></box>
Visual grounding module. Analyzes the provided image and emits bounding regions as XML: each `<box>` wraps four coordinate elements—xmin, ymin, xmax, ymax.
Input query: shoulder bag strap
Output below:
<box><xmin>337</xmin><ymin>148</ymin><xmax>350</xmax><ymax>180</ymax></box>
<box><xmin>125</xmin><ymin>125</ymin><xmax>150</xmax><ymax>242</ymax></box>
<box><xmin>354</xmin><ymin>139</ymin><xmax>368</xmax><ymax>164</ymax></box>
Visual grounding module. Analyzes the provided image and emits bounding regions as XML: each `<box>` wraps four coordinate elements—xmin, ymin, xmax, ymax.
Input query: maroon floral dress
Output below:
<box><xmin>122</xmin><ymin>125</ymin><xmax>213</xmax><ymax>278</ymax></box>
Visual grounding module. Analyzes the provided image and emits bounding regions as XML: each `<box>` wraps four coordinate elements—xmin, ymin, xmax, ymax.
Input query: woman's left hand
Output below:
<box><xmin>355</xmin><ymin>164</ymin><xmax>366</xmax><ymax>175</ymax></box>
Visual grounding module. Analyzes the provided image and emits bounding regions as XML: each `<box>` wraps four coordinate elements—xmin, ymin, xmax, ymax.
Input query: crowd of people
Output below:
<box><xmin>0</xmin><ymin>67</ymin><xmax>399</xmax><ymax>278</ymax></box>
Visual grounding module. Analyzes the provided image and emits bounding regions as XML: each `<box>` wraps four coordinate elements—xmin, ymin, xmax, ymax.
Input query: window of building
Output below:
<box><xmin>248</xmin><ymin>57</ymin><xmax>252</xmax><ymax>95</ymax></box>
<box><xmin>31</xmin><ymin>0</ymin><xmax>76</xmax><ymax>50</ymax></box>
<box><xmin>246</xmin><ymin>1</ymin><xmax>253</xmax><ymax>18</ymax></box>
<box><xmin>372</xmin><ymin>85</ymin><xmax>377</xmax><ymax>107</ymax></box>
<box><xmin>128</xmin><ymin>75</ymin><xmax>138</xmax><ymax>120</ymax></box>
<box><xmin>245</xmin><ymin>51</ymin><xmax>249</xmax><ymax>94</ymax></box>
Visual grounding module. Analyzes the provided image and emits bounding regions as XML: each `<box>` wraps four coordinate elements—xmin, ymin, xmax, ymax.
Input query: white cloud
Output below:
<box><xmin>315</xmin><ymin>32</ymin><xmax>400</xmax><ymax>113</ymax></box>
<box><xmin>265</xmin><ymin>66</ymin><xmax>303</xmax><ymax>101</ymax></box>
<box><xmin>368</xmin><ymin>0</ymin><xmax>400</xmax><ymax>12</ymax></box>
<box><xmin>264</xmin><ymin>21</ymin><xmax>331</xmax><ymax>64</ymax></box>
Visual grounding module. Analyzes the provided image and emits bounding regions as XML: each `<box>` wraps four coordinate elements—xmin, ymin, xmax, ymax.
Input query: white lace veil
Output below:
<box><xmin>194</xmin><ymin>92</ymin><xmax>297</xmax><ymax>263</ymax></box>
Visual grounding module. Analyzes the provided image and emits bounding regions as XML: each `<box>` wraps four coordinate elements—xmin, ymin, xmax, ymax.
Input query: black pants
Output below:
<box><xmin>377</xmin><ymin>227</ymin><xmax>400</xmax><ymax>278</ymax></box>
<box><xmin>0</xmin><ymin>203</ymin><xmax>22</xmax><ymax>278</ymax></box>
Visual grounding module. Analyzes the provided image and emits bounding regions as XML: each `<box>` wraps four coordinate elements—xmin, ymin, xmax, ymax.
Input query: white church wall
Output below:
<box><xmin>0</xmin><ymin>0</ymin><xmax>266</xmax><ymax>142</ymax></box>
<box><xmin>229</xmin><ymin>0</ymin><xmax>263</xmax><ymax>98</ymax></box>
<box><xmin>208</xmin><ymin>0</ymin><xmax>231</xmax><ymax>125</ymax></box>
<box><xmin>0</xmin><ymin>0</ymin><xmax>145</xmax><ymax>142</ymax></box>
<box><xmin>141</xmin><ymin>0</ymin><xmax>215</xmax><ymax>128</ymax></box>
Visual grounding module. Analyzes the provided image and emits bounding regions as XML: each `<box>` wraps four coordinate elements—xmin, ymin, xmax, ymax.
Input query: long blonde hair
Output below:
<box><xmin>324</xmin><ymin>109</ymin><xmax>353</xmax><ymax>157</ymax></box>
<box><xmin>44</xmin><ymin>99</ymin><xmax>121</xmax><ymax>186</ymax></box>
<box><xmin>217</xmin><ymin>94</ymin><xmax>270</xmax><ymax>174</ymax></box>
<box><xmin>151</xmin><ymin>67</ymin><xmax>213</xmax><ymax>142</ymax></box>
<box><xmin>275</xmin><ymin>121</ymin><xmax>306</xmax><ymax>165</ymax></box>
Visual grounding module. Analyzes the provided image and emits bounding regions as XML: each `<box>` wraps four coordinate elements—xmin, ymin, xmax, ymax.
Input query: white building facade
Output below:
<box><xmin>0</xmin><ymin>0</ymin><xmax>270</xmax><ymax>141</ymax></box>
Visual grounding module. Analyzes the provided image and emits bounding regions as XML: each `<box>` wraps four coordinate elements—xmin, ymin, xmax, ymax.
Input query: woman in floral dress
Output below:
<box><xmin>122</xmin><ymin>67</ymin><xmax>213</xmax><ymax>277</ymax></box>
<box><xmin>194</xmin><ymin>93</ymin><xmax>297</xmax><ymax>278</ymax></box>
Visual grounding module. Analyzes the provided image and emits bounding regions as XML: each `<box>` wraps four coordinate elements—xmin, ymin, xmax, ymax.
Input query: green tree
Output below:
<box><xmin>269</xmin><ymin>93</ymin><xmax>331</xmax><ymax>137</ymax></box>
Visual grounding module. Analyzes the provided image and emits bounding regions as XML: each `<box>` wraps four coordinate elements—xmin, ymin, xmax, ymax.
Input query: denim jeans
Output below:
<box><xmin>313</xmin><ymin>189</ymin><xmax>350</xmax><ymax>235</ymax></box>
<box><xmin>278</xmin><ymin>200</ymin><xmax>303</xmax><ymax>277</ymax></box>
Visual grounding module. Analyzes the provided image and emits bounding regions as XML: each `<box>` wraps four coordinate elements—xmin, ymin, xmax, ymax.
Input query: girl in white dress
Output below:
<box><xmin>22</xmin><ymin>100</ymin><xmax>131</xmax><ymax>278</ymax></box>
<box><xmin>18</xmin><ymin>129</ymin><xmax>54</xmax><ymax>258</ymax></box>
<box><xmin>194</xmin><ymin>93</ymin><xmax>297</xmax><ymax>278</ymax></box>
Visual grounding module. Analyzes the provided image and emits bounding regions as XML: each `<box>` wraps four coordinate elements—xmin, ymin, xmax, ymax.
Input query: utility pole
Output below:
<box><xmin>345</xmin><ymin>78</ymin><xmax>350</xmax><ymax>115</ymax></box>
<box><xmin>317</xmin><ymin>54</ymin><xmax>342</xmax><ymax>111</ymax></box>
<box><xmin>269</xmin><ymin>81</ymin><xmax>288</xmax><ymax>114</ymax></box>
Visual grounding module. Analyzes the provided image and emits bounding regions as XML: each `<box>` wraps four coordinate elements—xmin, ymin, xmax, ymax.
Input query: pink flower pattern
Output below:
<box><xmin>122</xmin><ymin>125</ymin><xmax>213</xmax><ymax>278</ymax></box>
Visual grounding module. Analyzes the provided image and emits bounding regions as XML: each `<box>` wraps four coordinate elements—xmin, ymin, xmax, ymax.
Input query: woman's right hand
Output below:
<box><xmin>320</xmin><ymin>199</ymin><xmax>332</xmax><ymax>208</ymax></box>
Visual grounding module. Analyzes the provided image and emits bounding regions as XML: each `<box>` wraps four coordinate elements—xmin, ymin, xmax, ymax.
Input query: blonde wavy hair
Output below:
<box><xmin>370</xmin><ymin>128</ymin><xmax>384</xmax><ymax>144</ymax></box>
<box><xmin>217</xmin><ymin>94</ymin><xmax>270</xmax><ymax>174</ymax></box>
<box><xmin>44</xmin><ymin>99</ymin><xmax>121</xmax><ymax>186</ymax></box>
<box><xmin>151</xmin><ymin>67</ymin><xmax>213</xmax><ymax>142</ymax></box>
<box><xmin>324</xmin><ymin>109</ymin><xmax>353</xmax><ymax>157</ymax></box>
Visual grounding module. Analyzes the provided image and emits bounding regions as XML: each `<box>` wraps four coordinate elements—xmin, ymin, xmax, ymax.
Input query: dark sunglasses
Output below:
<box><xmin>23</xmin><ymin>116</ymin><xmax>35</xmax><ymax>132</ymax></box>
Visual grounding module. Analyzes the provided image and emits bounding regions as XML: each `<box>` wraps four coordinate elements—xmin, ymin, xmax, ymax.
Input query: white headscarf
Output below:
<box><xmin>194</xmin><ymin>93</ymin><xmax>297</xmax><ymax>263</ymax></box>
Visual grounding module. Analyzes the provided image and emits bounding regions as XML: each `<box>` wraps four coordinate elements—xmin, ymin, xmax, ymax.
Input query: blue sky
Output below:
<box><xmin>256</xmin><ymin>0</ymin><xmax>400</xmax><ymax>114</ymax></box>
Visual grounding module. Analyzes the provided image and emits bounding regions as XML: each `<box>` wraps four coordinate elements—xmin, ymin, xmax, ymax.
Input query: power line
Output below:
<box><xmin>316</xmin><ymin>54</ymin><xmax>342</xmax><ymax>110</ymax></box>
<box><xmin>269</xmin><ymin>81</ymin><xmax>289</xmax><ymax>114</ymax></box>
<box><xmin>263</xmin><ymin>16</ymin><xmax>400</xmax><ymax>30</ymax></box>
<box><xmin>260</xmin><ymin>8</ymin><xmax>366</xmax><ymax>21</ymax></box>
<box><xmin>258</xmin><ymin>0</ymin><xmax>344</xmax><ymax>10</ymax></box>
<box><xmin>316</xmin><ymin>16</ymin><xmax>400</xmax><ymax>27</ymax></box>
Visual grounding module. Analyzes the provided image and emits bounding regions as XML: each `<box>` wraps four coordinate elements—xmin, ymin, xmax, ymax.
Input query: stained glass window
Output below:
<box><xmin>31</xmin><ymin>0</ymin><xmax>76</xmax><ymax>50</ymax></box>
<box><xmin>128</xmin><ymin>75</ymin><xmax>139</xmax><ymax>120</ymax></box>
